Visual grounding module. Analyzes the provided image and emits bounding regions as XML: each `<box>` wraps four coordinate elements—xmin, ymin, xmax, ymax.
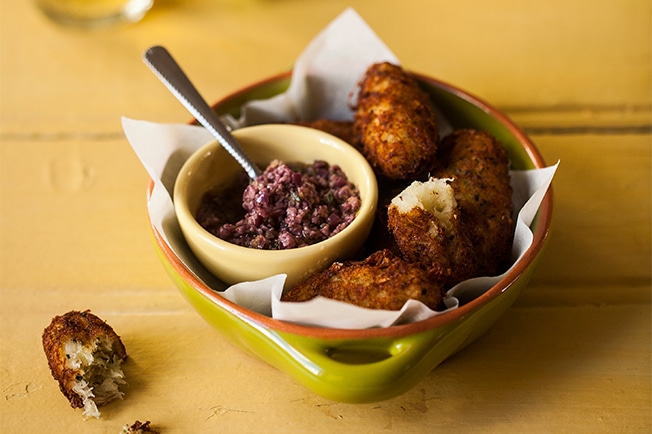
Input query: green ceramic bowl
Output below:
<box><xmin>148</xmin><ymin>71</ymin><xmax>553</xmax><ymax>403</ymax></box>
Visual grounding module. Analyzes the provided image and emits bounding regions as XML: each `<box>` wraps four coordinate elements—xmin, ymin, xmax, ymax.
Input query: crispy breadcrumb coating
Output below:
<box><xmin>354</xmin><ymin>62</ymin><xmax>439</xmax><ymax>180</ymax></box>
<box><xmin>432</xmin><ymin>129</ymin><xmax>515</xmax><ymax>277</ymax></box>
<box><xmin>282</xmin><ymin>249</ymin><xmax>445</xmax><ymax>310</ymax></box>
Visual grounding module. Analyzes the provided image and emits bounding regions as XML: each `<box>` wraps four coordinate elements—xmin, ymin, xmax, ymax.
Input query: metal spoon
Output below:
<box><xmin>143</xmin><ymin>45</ymin><xmax>262</xmax><ymax>180</ymax></box>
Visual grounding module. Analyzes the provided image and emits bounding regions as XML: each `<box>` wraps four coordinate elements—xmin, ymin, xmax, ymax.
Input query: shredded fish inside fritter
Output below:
<box><xmin>388</xmin><ymin>178</ymin><xmax>478</xmax><ymax>287</ymax></box>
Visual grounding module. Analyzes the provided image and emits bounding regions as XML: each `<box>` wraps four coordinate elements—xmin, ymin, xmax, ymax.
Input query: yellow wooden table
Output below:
<box><xmin>1</xmin><ymin>1</ymin><xmax>650</xmax><ymax>432</ymax></box>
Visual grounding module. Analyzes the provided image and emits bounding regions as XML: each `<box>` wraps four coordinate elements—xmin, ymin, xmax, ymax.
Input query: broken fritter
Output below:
<box><xmin>388</xmin><ymin>130</ymin><xmax>514</xmax><ymax>286</ymax></box>
<box><xmin>354</xmin><ymin>62</ymin><xmax>439</xmax><ymax>180</ymax></box>
<box><xmin>387</xmin><ymin>177</ymin><xmax>478</xmax><ymax>288</ymax></box>
<box><xmin>42</xmin><ymin>310</ymin><xmax>128</xmax><ymax>419</ymax></box>
<box><xmin>282</xmin><ymin>249</ymin><xmax>445</xmax><ymax>310</ymax></box>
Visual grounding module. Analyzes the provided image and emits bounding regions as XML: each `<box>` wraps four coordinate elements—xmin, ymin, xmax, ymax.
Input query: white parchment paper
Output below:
<box><xmin>123</xmin><ymin>8</ymin><xmax>557</xmax><ymax>329</ymax></box>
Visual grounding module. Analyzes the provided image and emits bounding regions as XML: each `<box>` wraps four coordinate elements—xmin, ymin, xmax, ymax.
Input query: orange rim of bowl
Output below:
<box><xmin>147</xmin><ymin>70</ymin><xmax>553</xmax><ymax>340</ymax></box>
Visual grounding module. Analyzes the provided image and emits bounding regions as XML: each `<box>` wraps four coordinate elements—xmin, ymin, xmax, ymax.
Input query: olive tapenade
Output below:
<box><xmin>196</xmin><ymin>160</ymin><xmax>361</xmax><ymax>250</ymax></box>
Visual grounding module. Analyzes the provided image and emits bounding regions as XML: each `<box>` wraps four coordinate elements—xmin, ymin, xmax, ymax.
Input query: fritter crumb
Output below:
<box><xmin>121</xmin><ymin>420</ymin><xmax>159</xmax><ymax>434</ymax></box>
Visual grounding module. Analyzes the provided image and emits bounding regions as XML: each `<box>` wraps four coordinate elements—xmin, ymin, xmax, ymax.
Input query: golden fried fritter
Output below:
<box><xmin>42</xmin><ymin>310</ymin><xmax>128</xmax><ymax>419</ymax></box>
<box><xmin>433</xmin><ymin>129</ymin><xmax>515</xmax><ymax>276</ymax></box>
<box><xmin>282</xmin><ymin>249</ymin><xmax>444</xmax><ymax>310</ymax></box>
<box><xmin>354</xmin><ymin>62</ymin><xmax>439</xmax><ymax>180</ymax></box>
<box><xmin>387</xmin><ymin>178</ymin><xmax>478</xmax><ymax>288</ymax></box>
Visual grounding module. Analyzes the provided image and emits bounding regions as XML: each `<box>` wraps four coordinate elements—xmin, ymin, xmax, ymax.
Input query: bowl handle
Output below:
<box><xmin>271</xmin><ymin>323</ymin><xmax>462</xmax><ymax>402</ymax></box>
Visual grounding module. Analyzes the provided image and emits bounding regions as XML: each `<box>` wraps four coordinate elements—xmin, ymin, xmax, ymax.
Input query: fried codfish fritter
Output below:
<box><xmin>388</xmin><ymin>178</ymin><xmax>478</xmax><ymax>288</ymax></box>
<box><xmin>42</xmin><ymin>310</ymin><xmax>128</xmax><ymax>419</ymax></box>
<box><xmin>354</xmin><ymin>62</ymin><xmax>439</xmax><ymax>181</ymax></box>
<box><xmin>282</xmin><ymin>249</ymin><xmax>445</xmax><ymax>310</ymax></box>
<box><xmin>433</xmin><ymin>129</ymin><xmax>515</xmax><ymax>276</ymax></box>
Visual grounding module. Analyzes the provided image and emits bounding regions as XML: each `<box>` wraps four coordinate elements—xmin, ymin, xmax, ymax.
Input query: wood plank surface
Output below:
<box><xmin>1</xmin><ymin>0</ymin><xmax>650</xmax><ymax>432</ymax></box>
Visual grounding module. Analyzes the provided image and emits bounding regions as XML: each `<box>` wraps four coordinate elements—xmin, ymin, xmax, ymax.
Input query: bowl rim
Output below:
<box><xmin>148</xmin><ymin>70</ymin><xmax>553</xmax><ymax>340</ymax></box>
<box><xmin>173</xmin><ymin>123</ymin><xmax>378</xmax><ymax>260</ymax></box>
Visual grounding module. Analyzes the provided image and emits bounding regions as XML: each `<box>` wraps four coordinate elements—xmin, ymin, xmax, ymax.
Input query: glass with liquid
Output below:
<box><xmin>35</xmin><ymin>0</ymin><xmax>153</xmax><ymax>28</ymax></box>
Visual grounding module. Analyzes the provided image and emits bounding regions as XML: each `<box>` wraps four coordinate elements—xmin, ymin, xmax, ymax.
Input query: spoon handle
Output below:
<box><xmin>143</xmin><ymin>45</ymin><xmax>262</xmax><ymax>179</ymax></box>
